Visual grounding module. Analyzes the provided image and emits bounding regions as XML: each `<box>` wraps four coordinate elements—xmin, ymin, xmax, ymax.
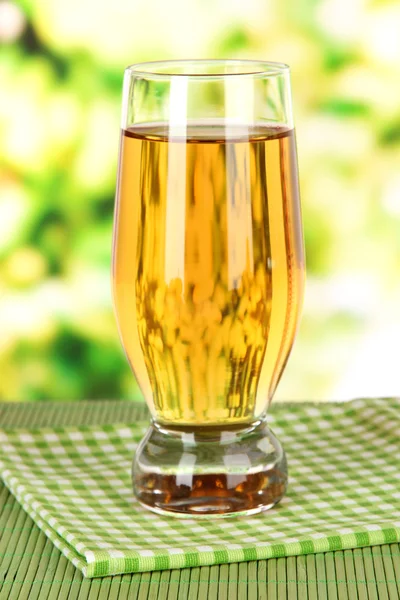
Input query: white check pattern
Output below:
<box><xmin>0</xmin><ymin>398</ymin><xmax>399</xmax><ymax>577</ymax></box>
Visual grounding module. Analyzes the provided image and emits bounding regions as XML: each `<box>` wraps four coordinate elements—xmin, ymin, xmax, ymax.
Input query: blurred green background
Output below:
<box><xmin>1</xmin><ymin>0</ymin><xmax>400</xmax><ymax>402</ymax></box>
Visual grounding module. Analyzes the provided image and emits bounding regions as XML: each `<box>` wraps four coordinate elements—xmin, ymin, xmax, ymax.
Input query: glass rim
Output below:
<box><xmin>125</xmin><ymin>59</ymin><xmax>290</xmax><ymax>80</ymax></box>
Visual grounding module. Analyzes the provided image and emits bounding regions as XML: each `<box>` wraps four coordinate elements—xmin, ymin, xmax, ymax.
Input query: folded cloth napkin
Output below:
<box><xmin>0</xmin><ymin>398</ymin><xmax>399</xmax><ymax>578</ymax></box>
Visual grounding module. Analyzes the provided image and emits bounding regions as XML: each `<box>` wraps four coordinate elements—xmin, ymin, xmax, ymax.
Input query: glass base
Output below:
<box><xmin>133</xmin><ymin>417</ymin><xmax>287</xmax><ymax>518</ymax></box>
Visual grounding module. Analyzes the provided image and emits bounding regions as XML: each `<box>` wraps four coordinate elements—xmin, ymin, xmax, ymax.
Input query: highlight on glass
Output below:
<box><xmin>112</xmin><ymin>59</ymin><xmax>305</xmax><ymax>517</ymax></box>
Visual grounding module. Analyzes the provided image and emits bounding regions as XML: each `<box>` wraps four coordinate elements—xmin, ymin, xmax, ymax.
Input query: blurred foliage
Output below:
<box><xmin>1</xmin><ymin>0</ymin><xmax>400</xmax><ymax>401</ymax></box>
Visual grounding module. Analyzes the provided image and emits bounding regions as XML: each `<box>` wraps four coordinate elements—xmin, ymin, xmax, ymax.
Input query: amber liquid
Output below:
<box><xmin>113</xmin><ymin>123</ymin><xmax>305</xmax><ymax>426</ymax></box>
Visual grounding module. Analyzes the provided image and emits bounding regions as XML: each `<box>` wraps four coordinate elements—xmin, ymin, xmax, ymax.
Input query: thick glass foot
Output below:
<box><xmin>133</xmin><ymin>417</ymin><xmax>287</xmax><ymax>518</ymax></box>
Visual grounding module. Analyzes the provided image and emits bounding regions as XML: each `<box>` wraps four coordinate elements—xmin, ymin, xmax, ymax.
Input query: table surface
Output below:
<box><xmin>1</xmin><ymin>400</ymin><xmax>399</xmax><ymax>600</ymax></box>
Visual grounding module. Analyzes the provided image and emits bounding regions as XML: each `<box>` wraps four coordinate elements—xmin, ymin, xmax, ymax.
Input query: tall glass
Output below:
<box><xmin>112</xmin><ymin>60</ymin><xmax>305</xmax><ymax>517</ymax></box>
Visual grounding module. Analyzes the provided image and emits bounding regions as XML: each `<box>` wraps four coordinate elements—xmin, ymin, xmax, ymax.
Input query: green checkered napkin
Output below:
<box><xmin>0</xmin><ymin>398</ymin><xmax>399</xmax><ymax>578</ymax></box>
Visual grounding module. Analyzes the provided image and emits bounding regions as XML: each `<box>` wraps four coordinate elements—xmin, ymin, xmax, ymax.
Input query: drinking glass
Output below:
<box><xmin>112</xmin><ymin>59</ymin><xmax>305</xmax><ymax>517</ymax></box>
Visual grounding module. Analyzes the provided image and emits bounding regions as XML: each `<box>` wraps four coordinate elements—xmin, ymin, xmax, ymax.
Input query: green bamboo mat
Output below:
<box><xmin>1</xmin><ymin>400</ymin><xmax>400</xmax><ymax>599</ymax></box>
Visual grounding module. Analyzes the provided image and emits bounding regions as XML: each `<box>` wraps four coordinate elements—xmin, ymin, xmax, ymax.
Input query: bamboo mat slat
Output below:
<box><xmin>0</xmin><ymin>400</ymin><xmax>399</xmax><ymax>599</ymax></box>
